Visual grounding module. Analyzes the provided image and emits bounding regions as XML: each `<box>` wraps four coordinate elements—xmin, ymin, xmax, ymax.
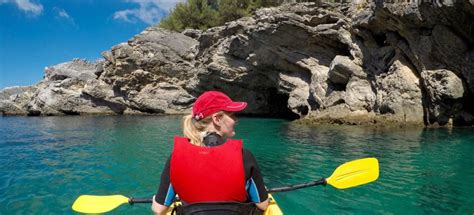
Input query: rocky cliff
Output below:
<box><xmin>1</xmin><ymin>1</ymin><xmax>473</xmax><ymax>126</ymax></box>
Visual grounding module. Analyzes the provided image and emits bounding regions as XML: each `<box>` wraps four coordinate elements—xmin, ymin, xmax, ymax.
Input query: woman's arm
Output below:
<box><xmin>243</xmin><ymin>149</ymin><xmax>270</xmax><ymax>211</ymax></box>
<box><xmin>256</xmin><ymin>198</ymin><xmax>270</xmax><ymax>211</ymax></box>
<box><xmin>151</xmin><ymin>196</ymin><xmax>169</xmax><ymax>215</ymax></box>
<box><xmin>152</xmin><ymin>155</ymin><xmax>174</xmax><ymax>214</ymax></box>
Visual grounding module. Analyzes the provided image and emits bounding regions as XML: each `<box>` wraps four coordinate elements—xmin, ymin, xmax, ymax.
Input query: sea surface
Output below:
<box><xmin>1</xmin><ymin>116</ymin><xmax>473</xmax><ymax>214</ymax></box>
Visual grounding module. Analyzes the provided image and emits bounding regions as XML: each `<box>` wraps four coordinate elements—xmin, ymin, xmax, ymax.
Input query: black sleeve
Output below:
<box><xmin>243</xmin><ymin>149</ymin><xmax>269</xmax><ymax>202</ymax></box>
<box><xmin>154</xmin><ymin>155</ymin><xmax>175</xmax><ymax>206</ymax></box>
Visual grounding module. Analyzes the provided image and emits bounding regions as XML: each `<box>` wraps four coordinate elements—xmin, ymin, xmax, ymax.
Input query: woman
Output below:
<box><xmin>152</xmin><ymin>91</ymin><xmax>269</xmax><ymax>215</ymax></box>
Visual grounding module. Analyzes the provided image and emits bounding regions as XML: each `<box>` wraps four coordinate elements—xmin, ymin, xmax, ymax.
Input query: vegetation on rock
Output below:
<box><xmin>159</xmin><ymin>0</ymin><xmax>279</xmax><ymax>31</ymax></box>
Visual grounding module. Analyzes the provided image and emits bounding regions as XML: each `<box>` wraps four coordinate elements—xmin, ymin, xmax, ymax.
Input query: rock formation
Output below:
<box><xmin>1</xmin><ymin>0</ymin><xmax>473</xmax><ymax>126</ymax></box>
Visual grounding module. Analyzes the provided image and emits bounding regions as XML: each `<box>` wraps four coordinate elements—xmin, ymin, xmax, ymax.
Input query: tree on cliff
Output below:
<box><xmin>159</xmin><ymin>0</ymin><xmax>280</xmax><ymax>32</ymax></box>
<box><xmin>159</xmin><ymin>0</ymin><xmax>219</xmax><ymax>31</ymax></box>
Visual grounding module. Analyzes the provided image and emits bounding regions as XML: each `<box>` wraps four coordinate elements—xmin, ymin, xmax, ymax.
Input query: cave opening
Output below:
<box><xmin>260</xmin><ymin>88</ymin><xmax>300</xmax><ymax>120</ymax></box>
<box><xmin>197</xmin><ymin>76</ymin><xmax>301</xmax><ymax>120</ymax></box>
<box><xmin>455</xmin><ymin>88</ymin><xmax>474</xmax><ymax>126</ymax></box>
<box><xmin>465</xmin><ymin>94</ymin><xmax>474</xmax><ymax>115</ymax></box>
<box><xmin>61</xmin><ymin>110</ymin><xmax>80</xmax><ymax>115</ymax></box>
<box><xmin>373</xmin><ymin>32</ymin><xmax>387</xmax><ymax>47</ymax></box>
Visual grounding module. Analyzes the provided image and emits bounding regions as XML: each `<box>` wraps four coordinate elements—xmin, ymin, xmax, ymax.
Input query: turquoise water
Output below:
<box><xmin>1</xmin><ymin>116</ymin><xmax>473</xmax><ymax>214</ymax></box>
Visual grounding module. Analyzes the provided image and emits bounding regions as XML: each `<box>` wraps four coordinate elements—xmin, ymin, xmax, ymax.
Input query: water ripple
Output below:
<box><xmin>1</xmin><ymin>116</ymin><xmax>473</xmax><ymax>214</ymax></box>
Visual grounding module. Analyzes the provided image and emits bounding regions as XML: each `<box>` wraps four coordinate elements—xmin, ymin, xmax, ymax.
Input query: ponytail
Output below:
<box><xmin>182</xmin><ymin>112</ymin><xmax>225</xmax><ymax>146</ymax></box>
<box><xmin>182</xmin><ymin>114</ymin><xmax>202</xmax><ymax>145</ymax></box>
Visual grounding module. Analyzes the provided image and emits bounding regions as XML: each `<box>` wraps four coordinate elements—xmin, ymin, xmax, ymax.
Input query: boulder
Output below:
<box><xmin>44</xmin><ymin>59</ymin><xmax>97</xmax><ymax>81</ymax></box>
<box><xmin>375</xmin><ymin>58</ymin><xmax>424</xmax><ymax>124</ymax></box>
<box><xmin>328</xmin><ymin>55</ymin><xmax>364</xmax><ymax>85</ymax></box>
<box><xmin>422</xmin><ymin>69</ymin><xmax>470</xmax><ymax>125</ymax></box>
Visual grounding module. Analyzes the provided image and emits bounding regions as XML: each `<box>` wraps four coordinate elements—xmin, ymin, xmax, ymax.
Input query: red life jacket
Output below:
<box><xmin>170</xmin><ymin>136</ymin><xmax>247</xmax><ymax>203</ymax></box>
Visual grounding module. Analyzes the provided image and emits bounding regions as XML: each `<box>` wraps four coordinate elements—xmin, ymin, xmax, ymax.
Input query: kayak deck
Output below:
<box><xmin>166</xmin><ymin>194</ymin><xmax>283</xmax><ymax>215</ymax></box>
<box><xmin>265</xmin><ymin>194</ymin><xmax>283</xmax><ymax>215</ymax></box>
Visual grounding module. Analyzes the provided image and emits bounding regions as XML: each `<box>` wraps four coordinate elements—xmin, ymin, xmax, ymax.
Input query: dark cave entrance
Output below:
<box><xmin>236</xmin><ymin>87</ymin><xmax>300</xmax><ymax>120</ymax></box>
<box><xmin>204</xmin><ymin>79</ymin><xmax>301</xmax><ymax>120</ymax></box>
<box><xmin>455</xmin><ymin>88</ymin><xmax>474</xmax><ymax>126</ymax></box>
<box><xmin>266</xmin><ymin>88</ymin><xmax>300</xmax><ymax>120</ymax></box>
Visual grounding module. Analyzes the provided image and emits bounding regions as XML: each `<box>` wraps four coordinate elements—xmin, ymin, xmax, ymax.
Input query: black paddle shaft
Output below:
<box><xmin>128</xmin><ymin>178</ymin><xmax>327</xmax><ymax>204</ymax></box>
<box><xmin>129</xmin><ymin>197</ymin><xmax>153</xmax><ymax>204</ymax></box>
<box><xmin>266</xmin><ymin>178</ymin><xmax>327</xmax><ymax>193</ymax></box>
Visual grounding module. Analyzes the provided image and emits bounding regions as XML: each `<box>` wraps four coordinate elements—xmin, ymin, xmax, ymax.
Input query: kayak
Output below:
<box><xmin>264</xmin><ymin>194</ymin><xmax>283</xmax><ymax>215</ymax></box>
<box><xmin>72</xmin><ymin>158</ymin><xmax>378</xmax><ymax>214</ymax></box>
<box><xmin>71</xmin><ymin>158</ymin><xmax>379</xmax><ymax>214</ymax></box>
<box><xmin>166</xmin><ymin>193</ymin><xmax>283</xmax><ymax>215</ymax></box>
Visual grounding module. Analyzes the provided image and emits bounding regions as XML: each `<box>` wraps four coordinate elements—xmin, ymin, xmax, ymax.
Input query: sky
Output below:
<box><xmin>0</xmin><ymin>0</ymin><xmax>182</xmax><ymax>89</ymax></box>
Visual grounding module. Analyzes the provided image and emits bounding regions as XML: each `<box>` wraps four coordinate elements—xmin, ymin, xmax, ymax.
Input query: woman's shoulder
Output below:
<box><xmin>242</xmin><ymin>149</ymin><xmax>257</xmax><ymax>161</ymax></box>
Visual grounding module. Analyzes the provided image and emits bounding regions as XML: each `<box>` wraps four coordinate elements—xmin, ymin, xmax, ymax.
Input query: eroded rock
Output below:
<box><xmin>2</xmin><ymin>2</ymin><xmax>473</xmax><ymax>126</ymax></box>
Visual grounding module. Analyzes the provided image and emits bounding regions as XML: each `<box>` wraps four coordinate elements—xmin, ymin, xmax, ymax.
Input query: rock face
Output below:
<box><xmin>0</xmin><ymin>86</ymin><xmax>37</xmax><ymax>115</ymax></box>
<box><xmin>1</xmin><ymin>1</ymin><xmax>473</xmax><ymax>126</ymax></box>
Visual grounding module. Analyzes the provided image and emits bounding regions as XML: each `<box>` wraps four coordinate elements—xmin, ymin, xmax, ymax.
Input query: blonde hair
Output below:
<box><xmin>182</xmin><ymin>111</ymin><xmax>225</xmax><ymax>146</ymax></box>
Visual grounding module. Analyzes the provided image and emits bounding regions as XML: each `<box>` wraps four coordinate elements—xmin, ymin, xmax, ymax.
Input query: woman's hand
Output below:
<box><xmin>151</xmin><ymin>195</ymin><xmax>169</xmax><ymax>215</ymax></box>
<box><xmin>256</xmin><ymin>198</ymin><xmax>270</xmax><ymax>211</ymax></box>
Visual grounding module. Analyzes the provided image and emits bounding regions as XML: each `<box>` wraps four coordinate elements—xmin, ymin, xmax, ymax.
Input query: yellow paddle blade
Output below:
<box><xmin>326</xmin><ymin>157</ymin><xmax>379</xmax><ymax>189</ymax></box>
<box><xmin>72</xmin><ymin>195</ymin><xmax>129</xmax><ymax>213</ymax></box>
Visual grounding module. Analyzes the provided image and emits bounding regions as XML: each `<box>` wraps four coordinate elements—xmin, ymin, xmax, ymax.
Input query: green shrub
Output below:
<box><xmin>159</xmin><ymin>0</ymin><xmax>279</xmax><ymax>32</ymax></box>
<box><xmin>160</xmin><ymin>0</ymin><xmax>219</xmax><ymax>31</ymax></box>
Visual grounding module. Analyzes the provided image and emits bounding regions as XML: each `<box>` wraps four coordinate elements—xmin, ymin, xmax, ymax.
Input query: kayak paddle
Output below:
<box><xmin>267</xmin><ymin>157</ymin><xmax>379</xmax><ymax>192</ymax></box>
<box><xmin>72</xmin><ymin>157</ymin><xmax>379</xmax><ymax>213</ymax></box>
<box><xmin>72</xmin><ymin>195</ymin><xmax>151</xmax><ymax>213</ymax></box>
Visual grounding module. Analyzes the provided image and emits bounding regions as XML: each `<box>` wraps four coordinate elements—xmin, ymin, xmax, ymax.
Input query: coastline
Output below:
<box><xmin>1</xmin><ymin>1</ymin><xmax>473</xmax><ymax>127</ymax></box>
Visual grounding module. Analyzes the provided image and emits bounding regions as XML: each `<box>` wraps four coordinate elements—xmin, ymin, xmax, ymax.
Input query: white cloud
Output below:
<box><xmin>53</xmin><ymin>7</ymin><xmax>76</xmax><ymax>26</ymax></box>
<box><xmin>0</xmin><ymin>0</ymin><xmax>43</xmax><ymax>16</ymax></box>
<box><xmin>57</xmin><ymin>8</ymin><xmax>70</xmax><ymax>19</ymax></box>
<box><xmin>113</xmin><ymin>9</ymin><xmax>134</xmax><ymax>23</ymax></box>
<box><xmin>113</xmin><ymin>0</ymin><xmax>184</xmax><ymax>25</ymax></box>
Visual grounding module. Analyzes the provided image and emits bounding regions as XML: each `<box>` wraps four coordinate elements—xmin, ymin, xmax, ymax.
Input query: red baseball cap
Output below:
<box><xmin>192</xmin><ymin>91</ymin><xmax>247</xmax><ymax>121</ymax></box>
